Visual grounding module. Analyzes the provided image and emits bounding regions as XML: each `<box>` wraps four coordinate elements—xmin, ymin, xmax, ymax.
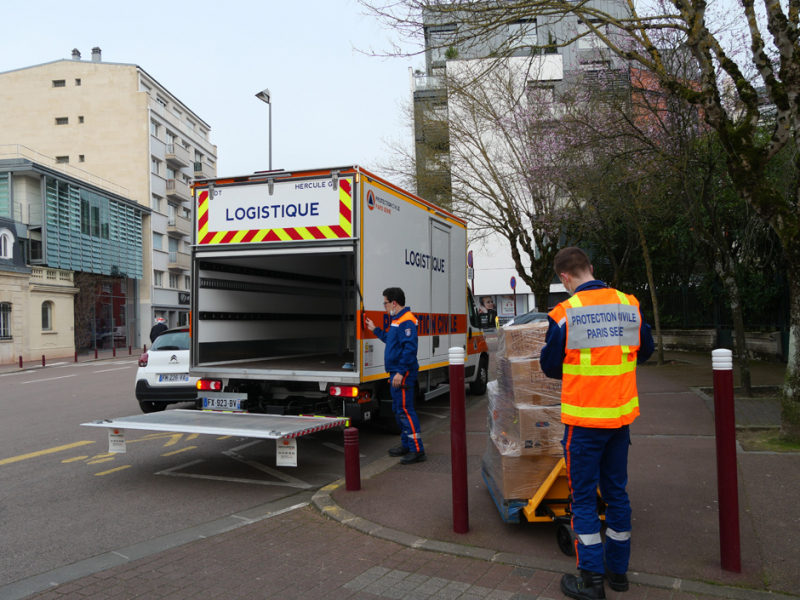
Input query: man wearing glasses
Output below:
<box><xmin>364</xmin><ymin>287</ymin><xmax>426</xmax><ymax>464</ymax></box>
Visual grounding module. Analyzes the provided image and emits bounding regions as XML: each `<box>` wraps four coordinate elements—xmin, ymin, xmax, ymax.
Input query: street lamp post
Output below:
<box><xmin>255</xmin><ymin>88</ymin><xmax>272</xmax><ymax>170</ymax></box>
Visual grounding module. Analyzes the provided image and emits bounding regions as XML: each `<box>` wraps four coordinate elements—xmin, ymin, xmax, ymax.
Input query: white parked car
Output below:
<box><xmin>135</xmin><ymin>327</ymin><xmax>198</xmax><ymax>413</ymax></box>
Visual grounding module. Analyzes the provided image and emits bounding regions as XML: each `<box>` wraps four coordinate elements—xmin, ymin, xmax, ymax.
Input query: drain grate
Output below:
<box><xmin>391</xmin><ymin>454</ymin><xmax>483</xmax><ymax>474</ymax></box>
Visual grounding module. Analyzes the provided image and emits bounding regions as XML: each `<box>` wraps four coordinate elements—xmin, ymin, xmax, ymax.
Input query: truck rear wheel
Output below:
<box><xmin>469</xmin><ymin>355</ymin><xmax>489</xmax><ymax>396</ymax></box>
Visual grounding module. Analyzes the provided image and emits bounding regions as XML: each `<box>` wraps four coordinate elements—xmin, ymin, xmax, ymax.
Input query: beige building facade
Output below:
<box><xmin>0</xmin><ymin>48</ymin><xmax>217</xmax><ymax>344</ymax></box>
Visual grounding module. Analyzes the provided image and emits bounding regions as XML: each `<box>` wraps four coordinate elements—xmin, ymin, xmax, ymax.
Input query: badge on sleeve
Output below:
<box><xmin>405</xmin><ymin>327</ymin><xmax>412</xmax><ymax>337</ymax></box>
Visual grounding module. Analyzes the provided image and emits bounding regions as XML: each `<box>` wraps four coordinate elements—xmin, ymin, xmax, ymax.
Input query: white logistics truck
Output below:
<box><xmin>189</xmin><ymin>166</ymin><xmax>490</xmax><ymax>429</ymax></box>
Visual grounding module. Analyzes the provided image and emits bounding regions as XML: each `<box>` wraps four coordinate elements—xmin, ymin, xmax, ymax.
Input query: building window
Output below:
<box><xmin>150</xmin><ymin>121</ymin><xmax>160</xmax><ymax>138</ymax></box>
<box><xmin>173</xmin><ymin>107</ymin><xmax>182</xmax><ymax>119</ymax></box>
<box><xmin>154</xmin><ymin>271</ymin><xmax>164</xmax><ymax>287</ymax></box>
<box><xmin>186</xmin><ymin>119</ymin><xmax>195</xmax><ymax>131</ymax></box>
<box><xmin>184</xmin><ymin>275</ymin><xmax>191</xmax><ymax>290</ymax></box>
<box><xmin>56</xmin><ymin>156</ymin><xmax>69</xmax><ymax>164</ymax></box>
<box><xmin>166</xmin><ymin>167</ymin><xmax>176</xmax><ymax>181</ymax></box>
<box><xmin>55</xmin><ymin>117</ymin><xmax>69</xmax><ymax>125</ymax></box>
<box><xmin>577</xmin><ymin>19</ymin><xmax>607</xmax><ymax>50</ymax></box>
<box><xmin>151</xmin><ymin>157</ymin><xmax>160</xmax><ymax>175</ymax></box>
<box><xmin>510</xmin><ymin>19</ymin><xmax>537</xmax><ymax>47</ymax></box>
<box><xmin>182</xmin><ymin>207</ymin><xmax>191</xmax><ymax>219</ymax></box>
<box><xmin>42</xmin><ymin>301</ymin><xmax>53</xmax><ymax>331</ymax></box>
<box><xmin>52</xmin><ymin>80</ymin><xmax>66</xmax><ymax>88</ymax></box>
<box><xmin>166</xmin><ymin>131</ymin><xmax>175</xmax><ymax>145</ymax></box>
<box><xmin>156</xmin><ymin>96</ymin><xmax>168</xmax><ymax>108</ymax></box>
<box><xmin>0</xmin><ymin>229</ymin><xmax>12</xmax><ymax>259</ymax></box>
<box><xmin>153</xmin><ymin>232</ymin><xmax>163</xmax><ymax>250</ymax></box>
<box><xmin>75</xmin><ymin>78</ymin><xmax>82</xmax><ymax>86</ymax></box>
<box><xmin>0</xmin><ymin>303</ymin><xmax>11</xmax><ymax>339</ymax></box>
<box><xmin>199</xmin><ymin>129</ymin><xmax>207</xmax><ymax>139</ymax></box>
<box><xmin>79</xmin><ymin>116</ymin><xmax>84</xmax><ymax>124</ymax></box>
<box><xmin>79</xmin><ymin>155</ymin><xmax>85</xmax><ymax>162</ymax></box>
<box><xmin>152</xmin><ymin>194</ymin><xmax>162</xmax><ymax>212</ymax></box>
<box><xmin>169</xmin><ymin>274</ymin><xmax>179</xmax><ymax>289</ymax></box>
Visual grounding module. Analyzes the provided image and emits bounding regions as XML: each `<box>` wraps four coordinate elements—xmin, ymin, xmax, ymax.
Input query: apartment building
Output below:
<box><xmin>0</xmin><ymin>47</ymin><xmax>217</xmax><ymax>344</ymax></box>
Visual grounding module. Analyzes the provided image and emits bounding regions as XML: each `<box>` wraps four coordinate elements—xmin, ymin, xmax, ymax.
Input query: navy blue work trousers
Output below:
<box><xmin>389</xmin><ymin>371</ymin><xmax>423</xmax><ymax>453</ymax></box>
<box><xmin>562</xmin><ymin>424</ymin><xmax>631</xmax><ymax>575</ymax></box>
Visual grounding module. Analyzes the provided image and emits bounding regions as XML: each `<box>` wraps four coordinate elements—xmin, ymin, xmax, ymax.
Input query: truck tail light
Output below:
<box><xmin>197</xmin><ymin>379</ymin><xmax>223</xmax><ymax>391</ymax></box>
<box><xmin>138</xmin><ymin>353</ymin><xmax>148</xmax><ymax>367</ymax></box>
<box><xmin>329</xmin><ymin>386</ymin><xmax>359</xmax><ymax>398</ymax></box>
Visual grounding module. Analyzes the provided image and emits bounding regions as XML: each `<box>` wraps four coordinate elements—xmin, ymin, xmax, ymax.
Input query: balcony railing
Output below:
<box><xmin>168</xmin><ymin>251</ymin><xmax>191</xmax><ymax>271</ymax></box>
<box><xmin>167</xmin><ymin>214</ymin><xmax>192</xmax><ymax>237</ymax></box>
<box><xmin>193</xmin><ymin>161</ymin><xmax>215</xmax><ymax>179</ymax></box>
<box><xmin>166</xmin><ymin>178</ymin><xmax>192</xmax><ymax>203</ymax></box>
<box><xmin>30</xmin><ymin>267</ymin><xmax>74</xmax><ymax>284</ymax></box>
<box><xmin>413</xmin><ymin>75</ymin><xmax>444</xmax><ymax>92</ymax></box>
<box><xmin>165</xmin><ymin>143</ymin><xmax>191</xmax><ymax>168</ymax></box>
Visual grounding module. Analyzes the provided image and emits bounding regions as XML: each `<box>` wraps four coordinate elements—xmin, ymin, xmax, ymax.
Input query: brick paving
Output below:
<box><xmin>24</xmin><ymin>507</ymin><xmax>722</xmax><ymax>600</ymax></box>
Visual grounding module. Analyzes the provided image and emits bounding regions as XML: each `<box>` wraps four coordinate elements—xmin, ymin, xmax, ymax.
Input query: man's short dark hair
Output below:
<box><xmin>553</xmin><ymin>247</ymin><xmax>592</xmax><ymax>277</ymax></box>
<box><xmin>383</xmin><ymin>287</ymin><xmax>405</xmax><ymax>306</ymax></box>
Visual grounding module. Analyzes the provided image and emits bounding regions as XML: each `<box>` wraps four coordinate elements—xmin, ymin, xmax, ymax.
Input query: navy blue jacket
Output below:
<box><xmin>540</xmin><ymin>281</ymin><xmax>655</xmax><ymax>380</ymax></box>
<box><xmin>372</xmin><ymin>307</ymin><xmax>420</xmax><ymax>374</ymax></box>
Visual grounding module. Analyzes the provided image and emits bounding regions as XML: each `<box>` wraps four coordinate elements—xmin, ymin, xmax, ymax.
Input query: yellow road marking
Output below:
<box><xmin>217</xmin><ymin>436</ymin><xmax>231</xmax><ymax>440</ymax></box>
<box><xmin>142</xmin><ymin>432</ymin><xmax>176</xmax><ymax>439</ymax></box>
<box><xmin>95</xmin><ymin>465</ymin><xmax>131</xmax><ymax>476</ymax></box>
<box><xmin>186</xmin><ymin>433</ymin><xmax>199</xmax><ymax>441</ymax></box>
<box><xmin>88</xmin><ymin>458</ymin><xmax>116</xmax><ymax>465</ymax></box>
<box><xmin>0</xmin><ymin>441</ymin><xmax>95</xmax><ymax>467</ymax></box>
<box><xmin>62</xmin><ymin>456</ymin><xmax>89</xmax><ymax>463</ymax></box>
<box><xmin>162</xmin><ymin>446</ymin><xmax>197</xmax><ymax>457</ymax></box>
<box><xmin>164</xmin><ymin>434</ymin><xmax>183</xmax><ymax>447</ymax></box>
<box><xmin>89</xmin><ymin>453</ymin><xmax>114</xmax><ymax>460</ymax></box>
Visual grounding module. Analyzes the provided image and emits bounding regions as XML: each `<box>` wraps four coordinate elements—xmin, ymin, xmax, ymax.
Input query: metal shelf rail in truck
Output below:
<box><xmin>189</xmin><ymin>165</ymin><xmax>490</xmax><ymax>429</ymax></box>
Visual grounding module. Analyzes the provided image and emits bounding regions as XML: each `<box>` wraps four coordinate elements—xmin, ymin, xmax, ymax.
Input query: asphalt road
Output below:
<box><xmin>0</xmin><ymin>357</ymin><xmax>456</xmax><ymax>588</ymax></box>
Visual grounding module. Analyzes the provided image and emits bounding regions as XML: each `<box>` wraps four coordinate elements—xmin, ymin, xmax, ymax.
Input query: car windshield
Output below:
<box><xmin>151</xmin><ymin>331</ymin><xmax>190</xmax><ymax>351</ymax></box>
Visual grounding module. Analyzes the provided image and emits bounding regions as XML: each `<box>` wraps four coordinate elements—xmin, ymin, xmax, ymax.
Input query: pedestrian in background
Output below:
<box><xmin>364</xmin><ymin>287</ymin><xmax>426</xmax><ymax>465</ymax></box>
<box><xmin>541</xmin><ymin>247</ymin><xmax>654</xmax><ymax>600</ymax></box>
<box><xmin>149</xmin><ymin>317</ymin><xmax>168</xmax><ymax>343</ymax></box>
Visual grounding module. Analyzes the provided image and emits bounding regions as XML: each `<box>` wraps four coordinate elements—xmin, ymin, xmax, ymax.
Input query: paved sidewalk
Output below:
<box><xmin>7</xmin><ymin>350</ymin><xmax>799</xmax><ymax>600</ymax></box>
<box><xmin>0</xmin><ymin>348</ymin><xmax>143</xmax><ymax>375</ymax></box>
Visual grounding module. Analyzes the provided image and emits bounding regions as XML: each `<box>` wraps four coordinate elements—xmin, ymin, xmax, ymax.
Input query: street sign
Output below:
<box><xmin>467</xmin><ymin>267</ymin><xmax>474</xmax><ymax>280</ymax></box>
<box><xmin>510</xmin><ymin>276</ymin><xmax>516</xmax><ymax>290</ymax></box>
<box><xmin>467</xmin><ymin>250</ymin><xmax>473</xmax><ymax>268</ymax></box>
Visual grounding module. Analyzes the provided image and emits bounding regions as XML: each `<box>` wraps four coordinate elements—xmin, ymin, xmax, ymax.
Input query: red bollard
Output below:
<box><xmin>42</xmin><ymin>355</ymin><xmax>45</xmax><ymax>367</ymax></box>
<box><xmin>712</xmin><ymin>348</ymin><xmax>741</xmax><ymax>573</ymax></box>
<box><xmin>449</xmin><ymin>347</ymin><xmax>469</xmax><ymax>534</ymax></box>
<box><xmin>19</xmin><ymin>356</ymin><xmax>23</xmax><ymax>368</ymax></box>
<box><xmin>129</xmin><ymin>345</ymin><xmax>132</xmax><ymax>355</ymax></box>
<box><xmin>74</xmin><ymin>351</ymin><xmax>78</xmax><ymax>362</ymax></box>
<box><xmin>94</xmin><ymin>348</ymin><xmax>98</xmax><ymax>359</ymax></box>
<box><xmin>113</xmin><ymin>346</ymin><xmax>116</xmax><ymax>357</ymax></box>
<box><xmin>344</xmin><ymin>427</ymin><xmax>361</xmax><ymax>491</ymax></box>
<box><xmin>143</xmin><ymin>344</ymin><xmax>147</xmax><ymax>353</ymax></box>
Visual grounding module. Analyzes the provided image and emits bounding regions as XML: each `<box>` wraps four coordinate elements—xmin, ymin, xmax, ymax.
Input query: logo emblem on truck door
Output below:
<box><xmin>367</xmin><ymin>190</ymin><xmax>376</xmax><ymax>210</ymax></box>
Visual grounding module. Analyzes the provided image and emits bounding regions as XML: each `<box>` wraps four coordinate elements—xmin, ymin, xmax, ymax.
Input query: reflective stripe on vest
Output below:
<box><xmin>561</xmin><ymin>396</ymin><xmax>640</xmax><ymax>420</ymax></box>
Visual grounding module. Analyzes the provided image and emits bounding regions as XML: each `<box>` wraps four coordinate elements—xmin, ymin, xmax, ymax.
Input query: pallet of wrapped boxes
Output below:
<box><xmin>482</xmin><ymin>321</ymin><xmax>564</xmax><ymax>523</ymax></box>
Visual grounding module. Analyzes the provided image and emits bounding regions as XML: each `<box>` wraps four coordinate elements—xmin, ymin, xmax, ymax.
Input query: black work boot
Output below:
<box><xmin>400</xmin><ymin>451</ymin><xmax>427</xmax><ymax>465</ymax></box>
<box><xmin>605</xmin><ymin>570</ymin><xmax>629</xmax><ymax>592</ymax></box>
<box><xmin>560</xmin><ymin>570</ymin><xmax>606</xmax><ymax>600</ymax></box>
<box><xmin>388</xmin><ymin>445</ymin><xmax>409</xmax><ymax>457</ymax></box>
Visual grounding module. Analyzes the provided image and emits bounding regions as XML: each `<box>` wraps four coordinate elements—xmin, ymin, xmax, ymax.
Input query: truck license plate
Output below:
<box><xmin>159</xmin><ymin>374</ymin><xmax>189</xmax><ymax>382</ymax></box>
<box><xmin>202</xmin><ymin>397</ymin><xmax>244</xmax><ymax>411</ymax></box>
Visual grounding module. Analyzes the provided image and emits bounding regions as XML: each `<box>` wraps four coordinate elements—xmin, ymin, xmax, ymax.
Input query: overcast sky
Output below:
<box><xmin>1</xmin><ymin>0</ymin><xmax>421</xmax><ymax>177</ymax></box>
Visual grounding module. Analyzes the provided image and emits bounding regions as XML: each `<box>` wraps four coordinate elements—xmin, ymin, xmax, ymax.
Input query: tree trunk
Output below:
<box><xmin>534</xmin><ymin>283</ymin><xmax>550</xmax><ymax>313</ymax></box>
<box><xmin>632</xmin><ymin>209</ymin><xmax>663</xmax><ymax>365</ymax></box>
<box><xmin>713</xmin><ymin>256</ymin><xmax>753</xmax><ymax>397</ymax></box>
<box><xmin>781</xmin><ymin>264</ymin><xmax>800</xmax><ymax>441</ymax></box>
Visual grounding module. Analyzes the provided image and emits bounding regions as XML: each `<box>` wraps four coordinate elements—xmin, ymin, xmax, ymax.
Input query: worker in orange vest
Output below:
<box><xmin>541</xmin><ymin>247</ymin><xmax>654</xmax><ymax>600</ymax></box>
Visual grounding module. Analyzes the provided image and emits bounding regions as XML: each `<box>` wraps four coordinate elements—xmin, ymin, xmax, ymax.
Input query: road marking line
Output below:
<box><xmin>322</xmin><ymin>442</ymin><xmax>366</xmax><ymax>458</ymax></box>
<box><xmin>186</xmin><ymin>433</ymin><xmax>199</xmax><ymax>441</ymax></box>
<box><xmin>164</xmin><ymin>434</ymin><xmax>184</xmax><ymax>447</ymax></box>
<box><xmin>62</xmin><ymin>456</ymin><xmax>90</xmax><ymax>463</ymax></box>
<box><xmin>217</xmin><ymin>435</ymin><xmax>232</xmax><ymax>440</ymax></box>
<box><xmin>95</xmin><ymin>465</ymin><xmax>131</xmax><ymax>476</ymax></box>
<box><xmin>20</xmin><ymin>374</ymin><xmax>78</xmax><ymax>384</ymax></box>
<box><xmin>93</xmin><ymin>367</ymin><xmax>133</xmax><ymax>373</ymax></box>
<box><xmin>162</xmin><ymin>446</ymin><xmax>197</xmax><ymax>457</ymax></box>
<box><xmin>48</xmin><ymin>362</ymin><xmax>68</xmax><ymax>366</ymax></box>
<box><xmin>224</xmin><ymin>449</ymin><xmax>311</xmax><ymax>488</ymax></box>
<box><xmin>89</xmin><ymin>453</ymin><xmax>115</xmax><ymax>459</ymax></box>
<box><xmin>88</xmin><ymin>458</ymin><xmax>116</xmax><ymax>465</ymax></box>
<box><xmin>157</xmin><ymin>470</ymin><xmax>311</xmax><ymax>488</ymax></box>
<box><xmin>0</xmin><ymin>441</ymin><xmax>95</xmax><ymax>466</ymax></box>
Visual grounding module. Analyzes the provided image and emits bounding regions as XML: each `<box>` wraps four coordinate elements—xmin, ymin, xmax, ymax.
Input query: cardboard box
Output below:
<box><xmin>496</xmin><ymin>357</ymin><xmax>561</xmax><ymax>406</ymax></box>
<box><xmin>483</xmin><ymin>437</ymin><xmax>562</xmax><ymax>499</ymax></box>
<box><xmin>518</xmin><ymin>405</ymin><xmax>564</xmax><ymax>456</ymax></box>
<box><xmin>497</xmin><ymin>321</ymin><xmax>549</xmax><ymax>360</ymax></box>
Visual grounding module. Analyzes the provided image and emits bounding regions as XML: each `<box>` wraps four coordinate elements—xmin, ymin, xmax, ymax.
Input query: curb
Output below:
<box><xmin>0</xmin><ymin>355</ymin><xmax>137</xmax><ymax>376</ymax></box>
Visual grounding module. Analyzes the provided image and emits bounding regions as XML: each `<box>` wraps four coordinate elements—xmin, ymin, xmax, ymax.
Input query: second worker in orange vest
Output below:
<box><xmin>541</xmin><ymin>248</ymin><xmax>654</xmax><ymax>600</ymax></box>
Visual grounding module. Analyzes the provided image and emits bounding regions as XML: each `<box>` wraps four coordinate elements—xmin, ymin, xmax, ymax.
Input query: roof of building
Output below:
<box><xmin>0</xmin><ymin>58</ymin><xmax>211</xmax><ymax>130</ymax></box>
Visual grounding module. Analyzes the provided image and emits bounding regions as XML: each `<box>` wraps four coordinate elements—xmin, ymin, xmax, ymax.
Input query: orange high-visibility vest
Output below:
<box><xmin>548</xmin><ymin>287</ymin><xmax>642</xmax><ymax>428</ymax></box>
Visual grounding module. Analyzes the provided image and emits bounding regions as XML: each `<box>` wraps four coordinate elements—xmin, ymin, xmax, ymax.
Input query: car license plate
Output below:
<box><xmin>202</xmin><ymin>397</ymin><xmax>244</xmax><ymax>411</ymax></box>
<box><xmin>159</xmin><ymin>373</ymin><xmax>189</xmax><ymax>382</ymax></box>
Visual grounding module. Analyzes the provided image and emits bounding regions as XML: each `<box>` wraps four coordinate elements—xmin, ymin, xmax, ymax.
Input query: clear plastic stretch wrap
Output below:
<box><xmin>483</xmin><ymin>320</ymin><xmax>565</xmax><ymax>500</ymax></box>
